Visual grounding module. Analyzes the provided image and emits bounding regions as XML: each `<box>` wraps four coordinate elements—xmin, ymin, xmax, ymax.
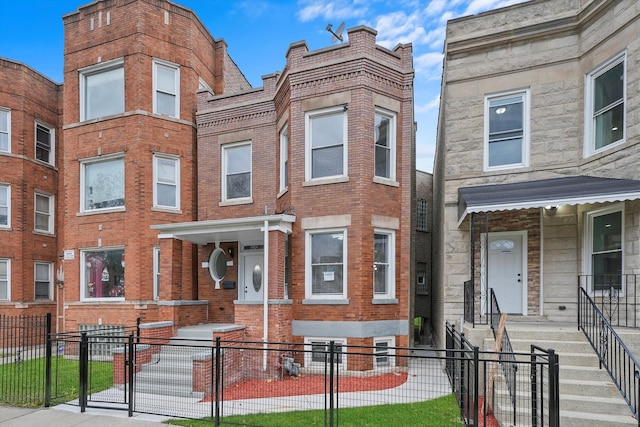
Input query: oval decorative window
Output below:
<box><xmin>252</xmin><ymin>264</ymin><xmax>262</xmax><ymax>292</ymax></box>
<box><xmin>208</xmin><ymin>248</ymin><xmax>227</xmax><ymax>282</ymax></box>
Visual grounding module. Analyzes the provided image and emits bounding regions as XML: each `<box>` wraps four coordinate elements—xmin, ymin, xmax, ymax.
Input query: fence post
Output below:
<box><xmin>548</xmin><ymin>349</ymin><xmax>559</xmax><ymax>427</ymax></box>
<box><xmin>473</xmin><ymin>345</ymin><xmax>479</xmax><ymax>427</ymax></box>
<box><xmin>530</xmin><ymin>347</ymin><xmax>538</xmax><ymax>427</ymax></box>
<box><xmin>329</xmin><ymin>340</ymin><xmax>336</xmax><ymax>427</ymax></box>
<box><xmin>215</xmin><ymin>337</ymin><xmax>221</xmax><ymax>427</ymax></box>
<box><xmin>79</xmin><ymin>332</ymin><xmax>88</xmax><ymax>412</ymax></box>
<box><xmin>127</xmin><ymin>333</ymin><xmax>134</xmax><ymax>417</ymax></box>
<box><xmin>44</xmin><ymin>313</ymin><xmax>52</xmax><ymax>407</ymax></box>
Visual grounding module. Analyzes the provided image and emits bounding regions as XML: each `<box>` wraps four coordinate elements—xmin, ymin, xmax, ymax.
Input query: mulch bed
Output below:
<box><xmin>201</xmin><ymin>371</ymin><xmax>408</xmax><ymax>402</ymax></box>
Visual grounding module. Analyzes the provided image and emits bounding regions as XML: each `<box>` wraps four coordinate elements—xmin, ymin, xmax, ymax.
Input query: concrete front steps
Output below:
<box><xmin>485</xmin><ymin>322</ymin><xmax>637</xmax><ymax>427</ymax></box>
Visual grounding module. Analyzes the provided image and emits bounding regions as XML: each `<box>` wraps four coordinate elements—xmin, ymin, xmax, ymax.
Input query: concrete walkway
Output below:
<box><xmin>0</xmin><ymin>404</ymin><xmax>169</xmax><ymax>426</ymax></box>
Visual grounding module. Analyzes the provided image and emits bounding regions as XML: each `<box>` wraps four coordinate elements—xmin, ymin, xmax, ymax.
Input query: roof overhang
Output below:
<box><xmin>458</xmin><ymin>176</ymin><xmax>640</xmax><ymax>227</ymax></box>
<box><xmin>151</xmin><ymin>214</ymin><xmax>296</xmax><ymax>245</ymax></box>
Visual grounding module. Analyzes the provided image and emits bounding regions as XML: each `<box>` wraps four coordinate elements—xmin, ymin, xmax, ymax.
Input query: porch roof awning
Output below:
<box><xmin>458</xmin><ymin>175</ymin><xmax>640</xmax><ymax>225</ymax></box>
<box><xmin>151</xmin><ymin>214</ymin><xmax>296</xmax><ymax>245</ymax></box>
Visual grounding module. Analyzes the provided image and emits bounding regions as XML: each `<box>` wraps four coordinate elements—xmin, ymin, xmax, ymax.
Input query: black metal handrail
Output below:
<box><xmin>578</xmin><ymin>286</ymin><xmax>640</xmax><ymax>421</ymax></box>
<box><xmin>579</xmin><ymin>274</ymin><xmax>639</xmax><ymax>328</ymax></box>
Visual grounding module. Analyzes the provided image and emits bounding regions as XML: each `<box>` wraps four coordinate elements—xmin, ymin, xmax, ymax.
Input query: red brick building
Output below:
<box><xmin>1</xmin><ymin>0</ymin><xmax>415</xmax><ymax>368</ymax></box>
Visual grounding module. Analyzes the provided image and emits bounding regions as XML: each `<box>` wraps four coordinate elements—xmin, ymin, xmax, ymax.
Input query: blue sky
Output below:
<box><xmin>0</xmin><ymin>0</ymin><xmax>527</xmax><ymax>172</ymax></box>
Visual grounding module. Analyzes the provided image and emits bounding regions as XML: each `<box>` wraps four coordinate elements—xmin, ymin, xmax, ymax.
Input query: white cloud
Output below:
<box><xmin>413</xmin><ymin>51</ymin><xmax>443</xmax><ymax>78</ymax></box>
<box><xmin>416</xmin><ymin>94</ymin><xmax>441</xmax><ymax>113</ymax></box>
<box><xmin>296</xmin><ymin>0</ymin><xmax>369</xmax><ymax>22</ymax></box>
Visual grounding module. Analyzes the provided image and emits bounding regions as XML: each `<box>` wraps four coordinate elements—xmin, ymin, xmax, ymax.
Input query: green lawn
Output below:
<box><xmin>0</xmin><ymin>356</ymin><xmax>113</xmax><ymax>407</ymax></box>
<box><xmin>166</xmin><ymin>393</ymin><xmax>464</xmax><ymax>426</ymax></box>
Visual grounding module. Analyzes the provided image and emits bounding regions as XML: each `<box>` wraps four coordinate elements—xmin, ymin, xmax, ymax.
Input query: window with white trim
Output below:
<box><xmin>306</xmin><ymin>229</ymin><xmax>346</xmax><ymax>299</ymax></box>
<box><xmin>374</xmin><ymin>230</ymin><xmax>395</xmax><ymax>299</ymax></box>
<box><xmin>80</xmin><ymin>59</ymin><xmax>124</xmax><ymax>121</ymax></box>
<box><xmin>153</xmin><ymin>154</ymin><xmax>179</xmax><ymax>209</ymax></box>
<box><xmin>153</xmin><ymin>246</ymin><xmax>160</xmax><ymax>300</ymax></box>
<box><xmin>585</xmin><ymin>205</ymin><xmax>623</xmax><ymax>293</ymax></box>
<box><xmin>34</xmin><ymin>262</ymin><xmax>53</xmax><ymax>300</ymax></box>
<box><xmin>35</xmin><ymin>122</ymin><xmax>54</xmax><ymax>165</ymax></box>
<box><xmin>80</xmin><ymin>155</ymin><xmax>125</xmax><ymax>212</ymax></box>
<box><xmin>305</xmin><ymin>106</ymin><xmax>347</xmax><ymax>180</ymax></box>
<box><xmin>153</xmin><ymin>60</ymin><xmax>180</xmax><ymax>118</ymax></box>
<box><xmin>484</xmin><ymin>90</ymin><xmax>529</xmax><ymax>170</ymax></box>
<box><xmin>304</xmin><ymin>338</ymin><xmax>346</xmax><ymax>370</ymax></box>
<box><xmin>374</xmin><ymin>108</ymin><xmax>396</xmax><ymax>181</ymax></box>
<box><xmin>279</xmin><ymin>125</ymin><xmax>288</xmax><ymax>193</ymax></box>
<box><xmin>34</xmin><ymin>192</ymin><xmax>53</xmax><ymax>233</ymax></box>
<box><xmin>374</xmin><ymin>337</ymin><xmax>395</xmax><ymax>368</ymax></box>
<box><xmin>81</xmin><ymin>248</ymin><xmax>125</xmax><ymax>300</ymax></box>
<box><xmin>585</xmin><ymin>53</ymin><xmax>625</xmax><ymax>156</ymax></box>
<box><xmin>222</xmin><ymin>141</ymin><xmax>252</xmax><ymax>201</ymax></box>
<box><xmin>0</xmin><ymin>108</ymin><xmax>9</xmax><ymax>153</ymax></box>
<box><xmin>0</xmin><ymin>184</ymin><xmax>9</xmax><ymax>228</ymax></box>
<box><xmin>0</xmin><ymin>259</ymin><xmax>9</xmax><ymax>300</ymax></box>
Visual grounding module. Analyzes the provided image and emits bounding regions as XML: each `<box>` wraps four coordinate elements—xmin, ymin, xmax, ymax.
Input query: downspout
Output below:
<box><xmin>263</xmin><ymin>217</ymin><xmax>269</xmax><ymax>371</ymax></box>
<box><xmin>539</xmin><ymin>207</ymin><xmax>544</xmax><ymax>316</ymax></box>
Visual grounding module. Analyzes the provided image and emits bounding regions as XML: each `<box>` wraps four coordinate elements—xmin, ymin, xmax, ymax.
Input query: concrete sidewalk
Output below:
<box><xmin>0</xmin><ymin>404</ymin><xmax>170</xmax><ymax>426</ymax></box>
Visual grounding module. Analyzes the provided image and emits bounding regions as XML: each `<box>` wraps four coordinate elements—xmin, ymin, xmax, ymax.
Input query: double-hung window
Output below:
<box><xmin>0</xmin><ymin>184</ymin><xmax>9</xmax><ymax>228</ymax></box>
<box><xmin>80</xmin><ymin>155</ymin><xmax>125</xmax><ymax>212</ymax></box>
<box><xmin>374</xmin><ymin>230</ymin><xmax>395</xmax><ymax>299</ymax></box>
<box><xmin>153</xmin><ymin>154</ymin><xmax>179</xmax><ymax>210</ymax></box>
<box><xmin>484</xmin><ymin>90</ymin><xmax>529</xmax><ymax>170</ymax></box>
<box><xmin>35</xmin><ymin>122</ymin><xmax>54</xmax><ymax>165</ymax></box>
<box><xmin>585</xmin><ymin>205</ymin><xmax>623</xmax><ymax>294</ymax></box>
<box><xmin>153</xmin><ymin>59</ymin><xmax>180</xmax><ymax>118</ymax></box>
<box><xmin>80</xmin><ymin>59</ymin><xmax>124</xmax><ymax>121</ymax></box>
<box><xmin>374</xmin><ymin>108</ymin><xmax>396</xmax><ymax>181</ymax></box>
<box><xmin>585</xmin><ymin>53</ymin><xmax>625</xmax><ymax>156</ymax></box>
<box><xmin>34</xmin><ymin>262</ymin><xmax>52</xmax><ymax>300</ymax></box>
<box><xmin>0</xmin><ymin>259</ymin><xmax>9</xmax><ymax>300</ymax></box>
<box><xmin>34</xmin><ymin>192</ymin><xmax>53</xmax><ymax>233</ymax></box>
<box><xmin>279</xmin><ymin>125</ymin><xmax>289</xmax><ymax>193</ymax></box>
<box><xmin>305</xmin><ymin>106</ymin><xmax>347</xmax><ymax>181</ymax></box>
<box><xmin>0</xmin><ymin>108</ymin><xmax>10</xmax><ymax>153</ymax></box>
<box><xmin>222</xmin><ymin>141</ymin><xmax>252</xmax><ymax>202</ymax></box>
<box><xmin>306</xmin><ymin>229</ymin><xmax>346</xmax><ymax>299</ymax></box>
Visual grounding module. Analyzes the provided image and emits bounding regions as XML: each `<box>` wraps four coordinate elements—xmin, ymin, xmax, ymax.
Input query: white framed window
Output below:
<box><xmin>81</xmin><ymin>247</ymin><xmax>125</xmax><ymax>300</ymax></box>
<box><xmin>585</xmin><ymin>53</ymin><xmax>626</xmax><ymax>157</ymax></box>
<box><xmin>306</xmin><ymin>229</ymin><xmax>347</xmax><ymax>299</ymax></box>
<box><xmin>0</xmin><ymin>108</ymin><xmax>10</xmax><ymax>153</ymax></box>
<box><xmin>417</xmin><ymin>272</ymin><xmax>428</xmax><ymax>295</ymax></box>
<box><xmin>484</xmin><ymin>89</ymin><xmax>530</xmax><ymax>170</ymax></box>
<box><xmin>374</xmin><ymin>108</ymin><xmax>396</xmax><ymax>181</ymax></box>
<box><xmin>222</xmin><ymin>141</ymin><xmax>252</xmax><ymax>202</ymax></box>
<box><xmin>34</xmin><ymin>262</ymin><xmax>53</xmax><ymax>300</ymax></box>
<box><xmin>35</xmin><ymin>122</ymin><xmax>54</xmax><ymax>165</ymax></box>
<box><xmin>34</xmin><ymin>192</ymin><xmax>54</xmax><ymax>233</ymax></box>
<box><xmin>153</xmin><ymin>154</ymin><xmax>179</xmax><ymax>210</ymax></box>
<box><xmin>304</xmin><ymin>338</ymin><xmax>346</xmax><ymax>370</ymax></box>
<box><xmin>80</xmin><ymin>59</ymin><xmax>124</xmax><ymax>121</ymax></box>
<box><xmin>0</xmin><ymin>259</ymin><xmax>9</xmax><ymax>300</ymax></box>
<box><xmin>305</xmin><ymin>106</ymin><xmax>348</xmax><ymax>181</ymax></box>
<box><xmin>279</xmin><ymin>125</ymin><xmax>289</xmax><ymax>193</ymax></box>
<box><xmin>374</xmin><ymin>337</ymin><xmax>395</xmax><ymax>369</ymax></box>
<box><xmin>153</xmin><ymin>246</ymin><xmax>160</xmax><ymax>300</ymax></box>
<box><xmin>584</xmin><ymin>204</ymin><xmax>623</xmax><ymax>294</ymax></box>
<box><xmin>374</xmin><ymin>230</ymin><xmax>395</xmax><ymax>299</ymax></box>
<box><xmin>153</xmin><ymin>59</ymin><xmax>180</xmax><ymax>118</ymax></box>
<box><xmin>80</xmin><ymin>155</ymin><xmax>125</xmax><ymax>212</ymax></box>
<box><xmin>0</xmin><ymin>184</ymin><xmax>9</xmax><ymax>228</ymax></box>
<box><xmin>417</xmin><ymin>199</ymin><xmax>427</xmax><ymax>230</ymax></box>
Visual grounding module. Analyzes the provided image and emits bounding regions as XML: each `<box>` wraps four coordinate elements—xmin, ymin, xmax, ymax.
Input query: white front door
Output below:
<box><xmin>242</xmin><ymin>253</ymin><xmax>264</xmax><ymax>301</ymax></box>
<box><xmin>487</xmin><ymin>232</ymin><xmax>526</xmax><ymax>314</ymax></box>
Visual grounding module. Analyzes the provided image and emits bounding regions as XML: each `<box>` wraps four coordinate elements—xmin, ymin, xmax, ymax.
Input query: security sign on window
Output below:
<box><xmin>323</xmin><ymin>271</ymin><xmax>335</xmax><ymax>282</ymax></box>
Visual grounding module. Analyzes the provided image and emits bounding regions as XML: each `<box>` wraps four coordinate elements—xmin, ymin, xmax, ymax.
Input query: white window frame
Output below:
<box><xmin>80</xmin><ymin>154</ymin><xmax>125</xmax><ymax>213</ymax></box>
<box><xmin>34</xmin><ymin>192</ymin><xmax>54</xmax><ymax>234</ymax></box>
<box><xmin>584</xmin><ymin>52</ymin><xmax>626</xmax><ymax>157</ymax></box>
<box><xmin>153</xmin><ymin>59</ymin><xmax>180</xmax><ymax>118</ymax></box>
<box><xmin>374</xmin><ymin>107</ymin><xmax>396</xmax><ymax>182</ymax></box>
<box><xmin>222</xmin><ymin>141</ymin><xmax>252</xmax><ymax>203</ymax></box>
<box><xmin>79</xmin><ymin>58</ymin><xmax>125</xmax><ymax>121</ymax></box>
<box><xmin>305</xmin><ymin>228</ymin><xmax>347</xmax><ymax>300</ymax></box>
<box><xmin>0</xmin><ymin>259</ymin><xmax>10</xmax><ymax>301</ymax></box>
<box><xmin>484</xmin><ymin>89</ymin><xmax>530</xmax><ymax>171</ymax></box>
<box><xmin>0</xmin><ymin>108</ymin><xmax>10</xmax><ymax>153</ymax></box>
<box><xmin>279</xmin><ymin>124</ymin><xmax>289</xmax><ymax>193</ymax></box>
<box><xmin>583</xmin><ymin>204</ymin><xmax>624</xmax><ymax>296</ymax></box>
<box><xmin>34</xmin><ymin>262</ymin><xmax>53</xmax><ymax>301</ymax></box>
<box><xmin>304</xmin><ymin>337</ymin><xmax>346</xmax><ymax>371</ymax></box>
<box><xmin>80</xmin><ymin>247</ymin><xmax>126</xmax><ymax>301</ymax></box>
<box><xmin>35</xmin><ymin>121</ymin><xmax>55</xmax><ymax>165</ymax></box>
<box><xmin>0</xmin><ymin>184</ymin><xmax>10</xmax><ymax>229</ymax></box>
<box><xmin>373</xmin><ymin>336</ymin><xmax>396</xmax><ymax>369</ymax></box>
<box><xmin>153</xmin><ymin>154</ymin><xmax>180</xmax><ymax>210</ymax></box>
<box><xmin>153</xmin><ymin>246</ymin><xmax>160</xmax><ymax>300</ymax></box>
<box><xmin>305</xmin><ymin>106</ymin><xmax>348</xmax><ymax>182</ymax></box>
<box><xmin>373</xmin><ymin>229</ymin><xmax>395</xmax><ymax>300</ymax></box>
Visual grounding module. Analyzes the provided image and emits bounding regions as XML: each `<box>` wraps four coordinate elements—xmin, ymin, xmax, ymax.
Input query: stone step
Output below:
<box><xmin>560</xmin><ymin>378</ymin><xmax>622</xmax><ymax>398</ymax></box>
<box><xmin>560</xmin><ymin>410</ymin><xmax>637</xmax><ymax>427</ymax></box>
<box><xmin>561</xmin><ymin>393</ymin><xmax>631</xmax><ymax>414</ymax></box>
